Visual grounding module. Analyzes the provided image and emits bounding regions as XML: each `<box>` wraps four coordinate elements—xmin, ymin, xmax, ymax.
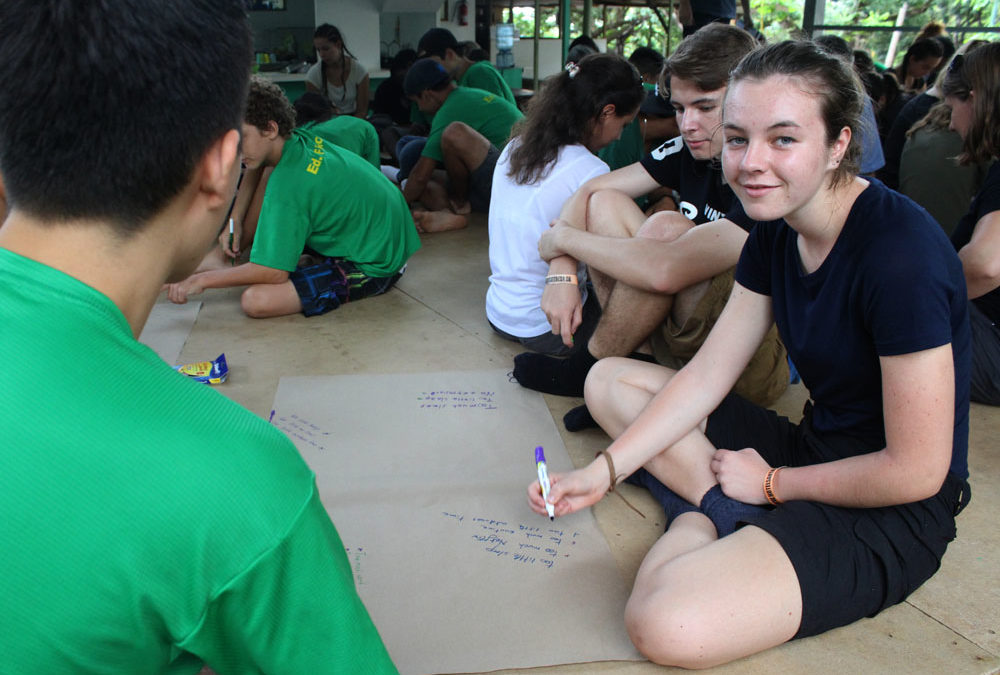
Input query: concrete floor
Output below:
<box><xmin>176</xmin><ymin>215</ymin><xmax>1000</xmax><ymax>674</ymax></box>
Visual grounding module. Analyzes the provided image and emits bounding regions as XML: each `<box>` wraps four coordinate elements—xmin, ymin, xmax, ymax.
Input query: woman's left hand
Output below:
<box><xmin>710</xmin><ymin>447</ymin><xmax>771</xmax><ymax>505</ymax></box>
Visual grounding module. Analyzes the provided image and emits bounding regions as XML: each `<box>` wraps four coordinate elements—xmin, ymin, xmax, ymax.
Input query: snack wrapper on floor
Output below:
<box><xmin>174</xmin><ymin>353</ymin><xmax>228</xmax><ymax>384</ymax></box>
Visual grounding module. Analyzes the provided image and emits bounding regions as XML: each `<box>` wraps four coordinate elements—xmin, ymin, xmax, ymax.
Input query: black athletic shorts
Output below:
<box><xmin>704</xmin><ymin>393</ymin><xmax>971</xmax><ymax>639</ymax></box>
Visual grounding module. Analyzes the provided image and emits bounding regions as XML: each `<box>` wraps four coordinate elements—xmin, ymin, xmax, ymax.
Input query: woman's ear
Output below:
<box><xmin>600</xmin><ymin>103</ymin><xmax>617</xmax><ymax>119</ymax></box>
<box><xmin>829</xmin><ymin>125</ymin><xmax>851</xmax><ymax>168</ymax></box>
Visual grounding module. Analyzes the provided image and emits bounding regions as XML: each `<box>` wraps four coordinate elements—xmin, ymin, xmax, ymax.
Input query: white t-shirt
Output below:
<box><xmin>305</xmin><ymin>58</ymin><xmax>367</xmax><ymax>115</ymax></box>
<box><xmin>486</xmin><ymin>141</ymin><xmax>609</xmax><ymax>337</ymax></box>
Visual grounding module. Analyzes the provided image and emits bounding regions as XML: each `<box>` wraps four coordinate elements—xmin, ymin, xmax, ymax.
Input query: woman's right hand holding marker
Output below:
<box><xmin>527</xmin><ymin>460</ymin><xmax>609</xmax><ymax>518</ymax></box>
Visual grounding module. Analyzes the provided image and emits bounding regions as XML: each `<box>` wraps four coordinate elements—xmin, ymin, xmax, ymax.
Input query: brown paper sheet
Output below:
<box><xmin>272</xmin><ymin>371</ymin><xmax>642</xmax><ymax>674</ymax></box>
<box><xmin>138</xmin><ymin>301</ymin><xmax>202</xmax><ymax>365</ymax></box>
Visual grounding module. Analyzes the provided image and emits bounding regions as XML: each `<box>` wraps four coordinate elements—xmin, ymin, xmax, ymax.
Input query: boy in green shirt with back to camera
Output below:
<box><xmin>0</xmin><ymin>2</ymin><xmax>397</xmax><ymax>673</ymax></box>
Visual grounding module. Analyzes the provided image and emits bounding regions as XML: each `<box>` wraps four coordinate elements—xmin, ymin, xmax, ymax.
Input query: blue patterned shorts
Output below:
<box><xmin>289</xmin><ymin>258</ymin><xmax>403</xmax><ymax>316</ymax></box>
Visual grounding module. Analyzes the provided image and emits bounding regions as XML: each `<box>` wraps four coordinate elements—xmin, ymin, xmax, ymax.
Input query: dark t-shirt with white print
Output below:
<box><xmin>639</xmin><ymin>136</ymin><xmax>737</xmax><ymax>226</ymax></box>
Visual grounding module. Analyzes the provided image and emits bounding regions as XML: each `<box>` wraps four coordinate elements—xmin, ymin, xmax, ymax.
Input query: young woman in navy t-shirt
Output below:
<box><xmin>527</xmin><ymin>41</ymin><xmax>971</xmax><ymax>667</ymax></box>
<box><xmin>943</xmin><ymin>41</ymin><xmax>1000</xmax><ymax>405</ymax></box>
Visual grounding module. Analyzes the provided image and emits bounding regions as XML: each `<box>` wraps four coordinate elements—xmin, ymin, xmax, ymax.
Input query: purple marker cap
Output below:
<box><xmin>535</xmin><ymin>446</ymin><xmax>546</xmax><ymax>463</ymax></box>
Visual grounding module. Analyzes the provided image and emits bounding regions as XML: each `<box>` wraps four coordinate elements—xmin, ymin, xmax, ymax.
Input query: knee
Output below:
<box><xmin>441</xmin><ymin>122</ymin><xmax>473</xmax><ymax>150</ymax></box>
<box><xmin>589</xmin><ymin>189</ymin><xmax>625</xmax><ymax>214</ymax></box>
<box><xmin>583</xmin><ymin>357</ymin><xmax>631</xmax><ymax>408</ymax></box>
<box><xmin>240</xmin><ymin>285</ymin><xmax>272</xmax><ymax>318</ymax></box>
<box><xmin>624</xmin><ymin>593</ymin><xmax>717</xmax><ymax>669</ymax></box>
<box><xmin>587</xmin><ymin>189</ymin><xmax>639</xmax><ymax>235</ymax></box>
<box><xmin>638</xmin><ymin>211</ymin><xmax>694</xmax><ymax>242</ymax></box>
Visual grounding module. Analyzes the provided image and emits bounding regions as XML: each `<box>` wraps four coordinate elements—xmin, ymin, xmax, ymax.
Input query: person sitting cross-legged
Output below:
<box><xmin>511</xmin><ymin>24</ymin><xmax>789</xmax><ymax>429</ymax></box>
<box><xmin>529</xmin><ymin>40</ymin><xmax>971</xmax><ymax>669</ymax></box>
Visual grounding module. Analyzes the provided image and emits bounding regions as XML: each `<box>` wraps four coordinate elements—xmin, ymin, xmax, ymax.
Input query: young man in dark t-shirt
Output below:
<box><xmin>512</xmin><ymin>24</ymin><xmax>788</xmax><ymax>424</ymax></box>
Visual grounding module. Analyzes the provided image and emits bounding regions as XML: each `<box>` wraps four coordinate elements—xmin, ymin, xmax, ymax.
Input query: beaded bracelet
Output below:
<box><xmin>763</xmin><ymin>466</ymin><xmax>786</xmax><ymax>506</ymax></box>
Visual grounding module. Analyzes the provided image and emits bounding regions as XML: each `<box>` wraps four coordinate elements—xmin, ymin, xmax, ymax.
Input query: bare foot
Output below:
<box><xmin>414</xmin><ymin>209</ymin><xmax>467</xmax><ymax>233</ymax></box>
<box><xmin>449</xmin><ymin>199</ymin><xmax>471</xmax><ymax>215</ymax></box>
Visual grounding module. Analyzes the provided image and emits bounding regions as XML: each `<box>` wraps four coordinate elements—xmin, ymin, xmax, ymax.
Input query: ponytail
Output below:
<box><xmin>507</xmin><ymin>53</ymin><xmax>643</xmax><ymax>185</ymax></box>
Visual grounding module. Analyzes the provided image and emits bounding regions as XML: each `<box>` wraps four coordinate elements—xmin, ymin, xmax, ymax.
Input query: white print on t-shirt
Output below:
<box><xmin>679</xmin><ymin>201</ymin><xmax>726</xmax><ymax>222</ymax></box>
<box><xmin>651</xmin><ymin>136</ymin><xmax>684</xmax><ymax>161</ymax></box>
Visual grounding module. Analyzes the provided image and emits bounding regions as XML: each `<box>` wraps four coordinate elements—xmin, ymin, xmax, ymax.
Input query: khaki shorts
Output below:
<box><xmin>650</xmin><ymin>268</ymin><xmax>789</xmax><ymax>407</ymax></box>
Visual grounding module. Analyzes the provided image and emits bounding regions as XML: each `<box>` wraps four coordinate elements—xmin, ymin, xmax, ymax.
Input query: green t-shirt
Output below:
<box><xmin>301</xmin><ymin>116</ymin><xmax>380</xmax><ymax>168</ymax></box>
<box><xmin>596</xmin><ymin>116</ymin><xmax>644</xmax><ymax>172</ymax></box>
<box><xmin>411</xmin><ymin>62</ymin><xmax>515</xmax><ymax>125</ymax></box>
<box><xmin>250</xmin><ymin>128</ymin><xmax>420</xmax><ymax>277</ymax></box>
<box><xmin>421</xmin><ymin>87</ymin><xmax>523</xmax><ymax>163</ymax></box>
<box><xmin>0</xmin><ymin>248</ymin><xmax>398</xmax><ymax>675</ymax></box>
<box><xmin>459</xmin><ymin>61</ymin><xmax>516</xmax><ymax>104</ymax></box>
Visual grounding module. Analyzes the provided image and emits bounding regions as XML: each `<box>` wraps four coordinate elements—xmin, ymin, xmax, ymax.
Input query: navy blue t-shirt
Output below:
<box><xmin>736</xmin><ymin>180</ymin><xmax>970</xmax><ymax>479</ymax></box>
<box><xmin>952</xmin><ymin>161</ymin><xmax>1000</xmax><ymax>323</ymax></box>
<box><xmin>640</xmin><ymin>136</ymin><xmax>734</xmax><ymax>224</ymax></box>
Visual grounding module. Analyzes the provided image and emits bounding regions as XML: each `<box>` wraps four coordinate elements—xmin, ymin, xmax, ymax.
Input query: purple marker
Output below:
<box><xmin>268</xmin><ymin>410</ymin><xmax>275</xmax><ymax>424</ymax></box>
<box><xmin>535</xmin><ymin>446</ymin><xmax>555</xmax><ymax>520</ymax></box>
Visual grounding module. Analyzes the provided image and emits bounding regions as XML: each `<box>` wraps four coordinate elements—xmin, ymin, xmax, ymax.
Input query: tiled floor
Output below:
<box><xmin>178</xmin><ymin>216</ymin><xmax>999</xmax><ymax>674</ymax></box>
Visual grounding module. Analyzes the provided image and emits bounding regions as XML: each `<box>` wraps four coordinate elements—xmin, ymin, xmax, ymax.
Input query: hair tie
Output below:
<box><xmin>565</xmin><ymin>61</ymin><xmax>580</xmax><ymax>79</ymax></box>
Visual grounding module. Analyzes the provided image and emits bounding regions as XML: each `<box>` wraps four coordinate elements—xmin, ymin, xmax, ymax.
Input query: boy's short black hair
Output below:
<box><xmin>294</xmin><ymin>92</ymin><xmax>336</xmax><ymax>126</ymax></box>
<box><xmin>566</xmin><ymin>44</ymin><xmax>598</xmax><ymax>65</ymax></box>
<box><xmin>389</xmin><ymin>49</ymin><xmax>418</xmax><ymax>75</ymax></box>
<box><xmin>418</xmin><ymin>28</ymin><xmax>459</xmax><ymax>59</ymax></box>
<box><xmin>0</xmin><ymin>0</ymin><xmax>252</xmax><ymax>233</ymax></box>
<box><xmin>628</xmin><ymin>46</ymin><xmax>665</xmax><ymax>79</ymax></box>
<box><xmin>568</xmin><ymin>35</ymin><xmax>599</xmax><ymax>53</ymax></box>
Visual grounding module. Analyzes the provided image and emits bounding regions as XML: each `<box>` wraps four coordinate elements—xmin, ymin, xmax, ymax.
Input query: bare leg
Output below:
<box><xmin>584</xmin><ymin>198</ymin><xmax>696</xmax><ymax>358</ymax></box>
<box><xmin>585</xmin><ymin>357</ymin><xmax>717</xmax><ymax>504</ymax></box>
<box><xmin>240</xmin><ymin>281</ymin><xmax>302</xmax><ymax>319</ymax></box>
<box><xmin>582</xmin><ymin>189</ymin><xmax>648</xmax><ymax>306</ymax></box>
<box><xmin>626</xmin><ymin>524</ymin><xmax>801</xmax><ymax>668</ymax></box>
<box><xmin>512</xmin><ymin>197</ymin><xmax>694</xmax><ymax>397</ymax></box>
<box><xmin>440</xmin><ymin>122</ymin><xmax>490</xmax><ymax>213</ymax></box>
<box><xmin>588</xmin><ymin>357</ymin><xmax>801</xmax><ymax>667</ymax></box>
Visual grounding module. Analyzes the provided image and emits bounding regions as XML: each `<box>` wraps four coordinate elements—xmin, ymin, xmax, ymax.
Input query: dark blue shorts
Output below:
<box><xmin>289</xmin><ymin>258</ymin><xmax>402</xmax><ymax>317</ymax></box>
<box><xmin>704</xmin><ymin>394</ymin><xmax>971</xmax><ymax>639</ymax></box>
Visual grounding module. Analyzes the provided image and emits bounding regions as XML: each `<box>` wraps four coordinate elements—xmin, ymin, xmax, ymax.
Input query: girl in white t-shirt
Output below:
<box><xmin>486</xmin><ymin>53</ymin><xmax>644</xmax><ymax>355</ymax></box>
<box><xmin>305</xmin><ymin>24</ymin><xmax>369</xmax><ymax>118</ymax></box>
